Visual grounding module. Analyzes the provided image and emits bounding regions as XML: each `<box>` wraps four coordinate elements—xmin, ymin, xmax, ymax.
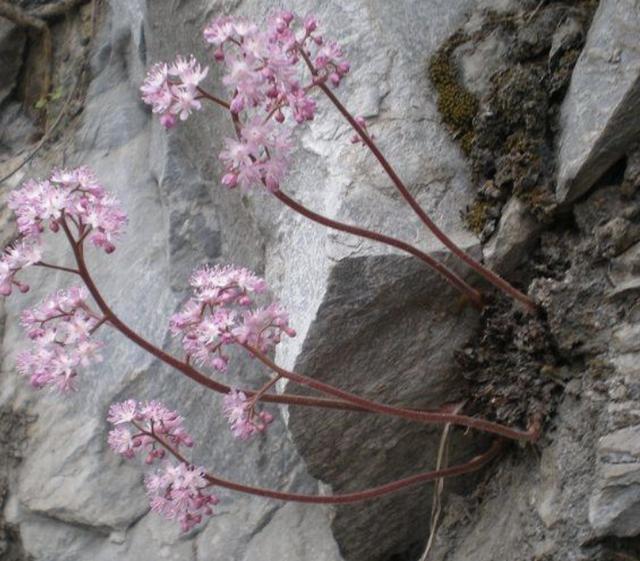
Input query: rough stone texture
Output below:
<box><xmin>287</xmin><ymin>253</ymin><xmax>483</xmax><ymax>561</ymax></box>
<box><xmin>590</xmin><ymin>425</ymin><xmax>640</xmax><ymax>537</ymax></box>
<box><xmin>483</xmin><ymin>197</ymin><xmax>542</xmax><ymax>276</ymax></box>
<box><xmin>4</xmin><ymin>1</ymin><xmax>640</xmax><ymax>560</ymax></box>
<box><xmin>0</xmin><ymin>21</ymin><xmax>25</xmax><ymax>107</ymax></box>
<box><xmin>556</xmin><ymin>0</ymin><xmax>640</xmax><ymax>204</ymax></box>
<box><xmin>0</xmin><ymin>1</ymin><xmax>500</xmax><ymax>561</ymax></box>
<box><xmin>427</xmin><ymin>154</ymin><xmax>640</xmax><ymax>561</ymax></box>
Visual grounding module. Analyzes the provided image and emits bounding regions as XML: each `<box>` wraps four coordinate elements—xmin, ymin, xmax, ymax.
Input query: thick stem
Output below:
<box><xmin>315</xmin><ymin>79</ymin><xmax>537</xmax><ymax>312</ymax></box>
<box><xmin>60</xmin><ymin>219</ymin><xmax>538</xmax><ymax>441</ymax></box>
<box><xmin>249</xmin><ymin>375</ymin><xmax>282</xmax><ymax>407</ymax></box>
<box><xmin>274</xmin><ymin>190</ymin><xmax>483</xmax><ymax>309</ymax></box>
<box><xmin>152</xmin><ymin>426</ymin><xmax>505</xmax><ymax>504</ymax></box>
<box><xmin>244</xmin><ymin>344</ymin><xmax>540</xmax><ymax>442</ymax></box>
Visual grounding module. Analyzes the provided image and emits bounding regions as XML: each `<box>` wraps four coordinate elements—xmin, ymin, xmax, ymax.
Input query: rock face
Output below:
<box><xmin>556</xmin><ymin>0</ymin><xmax>640</xmax><ymax>204</ymax></box>
<box><xmin>0</xmin><ymin>1</ymin><xmax>492</xmax><ymax>560</ymax></box>
<box><xmin>3</xmin><ymin>1</ymin><xmax>640</xmax><ymax>560</ymax></box>
<box><xmin>590</xmin><ymin>425</ymin><xmax>640</xmax><ymax>537</ymax></box>
<box><xmin>0</xmin><ymin>21</ymin><xmax>25</xmax><ymax>107</ymax></box>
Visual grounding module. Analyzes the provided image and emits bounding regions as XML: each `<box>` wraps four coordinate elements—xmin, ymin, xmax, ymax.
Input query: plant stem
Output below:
<box><xmin>244</xmin><ymin>344</ymin><xmax>540</xmax><ymax>442</ymax></box>
<box><xmin>305</xmin><ymin>61</ymin><xmax>536</xmax><ymax>312</ymax></box>
<box><xmin>195</xmin><ymin>86</ymin><xmax>230</xmax><ymax>110</ymax></box>
<box><xmin>34</xmin><ymin>261</ymin><xmax>80</xmax><ymax>275</ymax></box>
<box><xmin>60</xmin><ymin>220</ymin><xmax>539</xmax><ymax>442</ymax></box>
<box><xmin>152</xmin><ymin>427</ymin><xmax>505</xmax><ymax>504</ymax></box>
<box><xmin>249</xmin><ymin>375</ymin><xmax>282</xmax><ymax>408</ymax></box>
<box><xmin>198</xmin><ymin>93</ymin><xmax>484</xmax><ymax>308</ymax></box>
<box><xmin>274</xmin><ymin>190</ymin><xmax>483</xmax><ymax>309</ymax></box>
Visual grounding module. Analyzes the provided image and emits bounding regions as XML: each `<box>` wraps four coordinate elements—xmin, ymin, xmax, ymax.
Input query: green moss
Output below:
<box><xmin>465</xmin><ymin>200</ymin><xmax>492</xmax><ymax>235</ymax></box>
<box><xmin>428</xmin><ymin>34</ymin><xmax>478</xmax><ymax>156</ymax></box>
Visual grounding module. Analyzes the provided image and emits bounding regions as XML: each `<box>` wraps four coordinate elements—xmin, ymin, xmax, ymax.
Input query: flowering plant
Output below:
<box><xmin>2</xmin><ymin>11</ymin><xmax>540</xmax><ymax>533</ymax></box>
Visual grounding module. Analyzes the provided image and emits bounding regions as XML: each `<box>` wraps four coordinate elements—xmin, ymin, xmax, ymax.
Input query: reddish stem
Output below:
<box><xmin>196</xmin><ymin>86</ymin><xmax>230</xmax><ymax>110</ymax></box>
<box><xmin>274</xmin><ymin>190</ymin><xmax>483</xmax><ymax>309</ymax></box>
<box><xmin>248</xmin><ymin>375</ymin><xmax>282</xmax><ymax>408</ymax></box>
<box><xmin>60</xmin><ymin>220</ymin><xmax>538</xmax><ymax>441</ymax></box>
<box><xmin>198</xmin><ymin>90</ymin><xmax>483</xmax><ymax>308</ymax></box>
<box><xmin>152</xmin><ymin>426</ymin><xmax>505</xmax><ymax>504</ymax></box>
<box><xmin>244</xmin><ymin>344</ymin><xmax>539</xmax><ymax>442</ymax></box>
<box><xmin>34</xmin><ymin>261</ymin><xmax>80</xmax><ymax>275</ymax></box>
<box><xmin>299</xmin><ymin>50</ymin><xmax>536</xmax><ymax>312</ymax></box>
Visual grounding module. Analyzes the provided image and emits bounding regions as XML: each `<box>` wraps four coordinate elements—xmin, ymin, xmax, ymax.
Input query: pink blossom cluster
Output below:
<box><xmin>7</xmin><ymin>166</ymin><xmax>127</xmax><ymax>255</ymax></box>
<box><xmin>146</xmin><ymin>462</ymin><xmax>219</xmax><ymax>532</ymax></box>
<box><xmin>107</xmin><ymin>399</ymin><xmax>194</xmax><ymax>463</ymax></box>
<box><xmin>170</xmin><ymin>264</ymin><xmax>295</xmax><ymax>373</ymax></box>
<box><xmin>204</xmin><ymin>12</ymin><xmax>349</xmax><ymax>116</ymax></box>
<box><xmin>219</xmin><ymin>117</ymin><xmax>293</xmax><ymax>192</ymax></box>
<box><xmin>16</xmin><ymin>287</ymin><xmax>104</xmax><ymax>392</ymax></box>
<box><xmin>204</xmin><ymin>11</ymin><xmax>349</xmax><ymax>192</ymax></box>
<box><xmin>107</xmin><ymin>400</ymin><xmax>218</xmax><ymax>531</ymax></box>
<box><xmin>223</xmin><ymin>389</ymin><xmax>274</xmax><ymax>440</ymax></box>
<box><xmin>140</xmin><ymin>55</ymin><xmax>209</xmax><ymax>128</ymax></box>
<box><xmin>0</xmin><ymin>239</ymin><xmax>42</xmax><ymax>296</ymax></box>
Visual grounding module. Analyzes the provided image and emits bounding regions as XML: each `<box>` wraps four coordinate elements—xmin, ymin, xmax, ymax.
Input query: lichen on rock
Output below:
<box><xmin>430</xmin><ymin>1</ymin><xmax>598</xmax><ymax>238</ymax></box>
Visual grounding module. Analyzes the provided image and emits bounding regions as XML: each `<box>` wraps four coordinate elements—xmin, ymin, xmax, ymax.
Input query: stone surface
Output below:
<box><xmin>0</xmin><ymin>21</ymin><xmax>25</xmax><ymax>107</ymax></box>
<box><xmin>483</xmin><ymin>197</ymin><xmax>542</xmax><ymax>275</ymax></box>
<box><xmin>0</xmin><ymin>1</ymin><xmax>492</xmax><ymax>560</ymax></box>
<box><xmin>556</xmin><ymin>0</ymin><xmax>640</xmax><ymax>204</ymax></box>
<box><xmin>590</xmin><ymin>425</ymin><xmax>640</xmax><ymax>537</ymax></box>
<box><xmin>287</xmin><ymin>252</ymin><xmax>482</xmax><ymax>561</ymax></box>
<box><xmin>4</xmin><ymin>0</ymin><xmax>640</xmax><ymax>560</ymax></box>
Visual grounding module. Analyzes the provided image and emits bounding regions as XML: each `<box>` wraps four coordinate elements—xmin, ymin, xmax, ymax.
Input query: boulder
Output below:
<box><xmin>556</xmin><ymin>0</ymin><xmax>640</xmax><ymax>203</ymax></box>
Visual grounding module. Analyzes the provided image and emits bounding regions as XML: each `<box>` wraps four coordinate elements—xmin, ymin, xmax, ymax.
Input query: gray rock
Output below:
<box><xmin>241</xmin><ymin>503</ymin><xmax>343</xmax><ymax>561</ymax></box>
<box><xmin>0</xmin><ymin>21</ymin><xmax>25</xmax><ymax>106</ymax></box>
<box><xmin>590</xmin><ymin>425</ymin><xmax>640</xmax><ymax>537</ymax></box>
<box><xmin>556</xmin><ymin>0</ymin><xmax>640</xmax><ymax>203</ymax></box>
<box><xmin>287</xmin><ymin>252</ymin><xmax>483</xmax><ymax>561</ymax></box>
<box><xmin>456</xmin><ymin>29</ymin><xmax>509</xmax><ymax>99</ymax></box>
<box><xmin>0</xmin><ymin>0</ymin><xmax>500</xmax><ymax>560</ymax></box>
<box><xmin>483</xmin><ymin>197</ymin><xmax>542</xmax><ymax>275</ymax></box>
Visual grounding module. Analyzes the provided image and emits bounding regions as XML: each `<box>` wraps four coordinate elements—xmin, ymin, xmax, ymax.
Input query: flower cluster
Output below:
<box><xmin>170</xmin><ymin>264</ymin><xmax>295</xmax><ymax>373</ymax></box>
<box><xmin>0</xmin><ymin>239</ymin><xmax>42</xmax><ymax>296</ymax></box>
<box><xmin>142</xmin><ymin>12</ymin><xmax>350</xmax><ymax>192</ymax></box>
<box><xmin>204</xmin><ymin>12</ymin><xmax>349</xmax><ymax>116</ymax></box>
<box><xmin>107</xmin><ymin>400</ymin><xmax>218</xmax><ymax>532</ymax></box>
<box><xmin>7</xmin><ymin>166</ymin><xmax>127</xmax><ymax>256</ymax></box>
<box><xmin>107</xmin><ymin>399</ymin><xmax>194</xmax><ymax>462</ymax></box>
<box><xmin>140</xmin><ymin>55</ymin><xmax>209</xmax><ymax>128</ymax></box>
<box><xmin>223</xmin><ymin>389</ymin><xmax>274</xmax><ymax>440</ymax></box>
<box><xmin>205</xmin><ymin>11</ymin><xmax>349</xmax><ymax>192</ymax></box>
<box><xmin>16</xmin><ymin>287</ymin><xmax>104</xmax><ymax>392</ymax></box>
<box><xmin>146</xmin><ymin>463</ymin><xmax>218</xmax><ymax>532</ymax></box>
<box><xmin>219</xmin><ymin>117</ymin><xmax>292</xmax><ymax>192</ymax></box>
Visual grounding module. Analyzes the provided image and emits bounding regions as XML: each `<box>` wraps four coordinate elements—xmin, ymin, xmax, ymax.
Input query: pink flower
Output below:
<box><xmin>107</xmin><ymin>399</ymin><xmax>138</xmax><ymax>424</ymax></box>
<box><xmin>223</xmin><ymin>389</ymin><xmax>274</xmax><ymax>440</ymax></box>
<box><xmin>17</xmin><ymin>287</ymin><xmax>104</xmax><ymax>392</ymax></box>
<box><xmin>107</xmin><ymin>400</ymin><xmax>217</xmax><ymax>531</ymax></box>
<box><xmin>6</xmin><ymin>167</ymin><xmax>127</xmax><ymax>258</ymax></box>
<box><xmin>0</xmin><ymin>239</ymin><xmax>42</xmax><ymax>296</ymax></box>
<box><xmin>232</xmin><ymin>303</ymin><xmax>296</xmax><ymax>353</ymax></box>
<box><xmin>108</xmin><ymin>426</ymin><xmax>137</xmax><ymax>459</ymax></box>
<box><xmin>219</xmin><ymin>119</ymin><xmax>292</xmax><ymax>192</ymax></box>
<box><xmin>170</xmin><ymin>264</ymin><xmax>294</xmax><ymax>371</ymax></box>
<box><xmin>145</xmin><ymin>462</ymin><xmax>219</xmax><ymax>532</ymax></box>
<box><xmin>141</xmin><ymin>55</ymin><xmax>209</xmax><ymax>127</ymax></box>
<box><xmin>107</xmin><ymin>400</ymin><xmax>194</xmax><ymax>462</ymax></box>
